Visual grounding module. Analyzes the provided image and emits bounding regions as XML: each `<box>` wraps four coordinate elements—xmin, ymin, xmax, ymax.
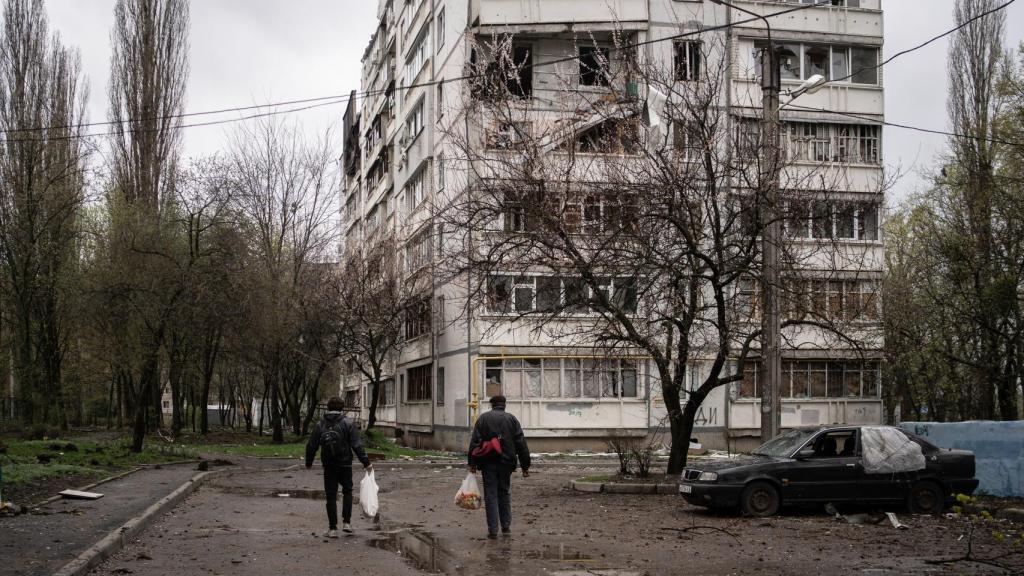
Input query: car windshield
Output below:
<box><xmin>752</xmin><ymin>428</ymin><xmax>819</xmax><ymax>458</ymax></box>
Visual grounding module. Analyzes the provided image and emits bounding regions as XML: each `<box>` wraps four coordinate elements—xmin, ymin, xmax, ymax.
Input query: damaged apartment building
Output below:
<box><xmin>339</xmin><ymin>0</ymin><xmax>885</xmax><ymax>451</ymax></box>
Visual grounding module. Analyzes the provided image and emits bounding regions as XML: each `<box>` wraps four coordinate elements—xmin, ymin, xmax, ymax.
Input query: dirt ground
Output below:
<box><xmin>89</xmin><ymin>461</ymin><xmax>1024</xmax><ymax>576</ymax></box>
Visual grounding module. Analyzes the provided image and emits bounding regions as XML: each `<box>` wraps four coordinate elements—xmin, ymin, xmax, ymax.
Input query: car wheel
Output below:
<box><xmin>907</xmin><ymin>481</ymin><xmax>945</xmax><ymax>515</ymax></box>
<box><xmin>741</xmin><ymin>481</ymin><xmax>780</xmax><ymax>517</ymax></box>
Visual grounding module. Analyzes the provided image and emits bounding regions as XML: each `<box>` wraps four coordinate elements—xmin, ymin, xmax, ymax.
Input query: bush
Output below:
<box><xmin>607</xmin><ymin>437</ymin><xmax>636</xmax><ymax>476</ymax></box>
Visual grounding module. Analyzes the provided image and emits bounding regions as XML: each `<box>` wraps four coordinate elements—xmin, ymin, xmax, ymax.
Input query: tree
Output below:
<box><xmin>884</xmin><ymin>5</ymin><xmax>1022</xmax><ymax>422</ymax></box>
<box><xmin>228</xmin><ymin>117</ymin><xmax>338</xmax><ymax>443</ymax></box>
<box><xmin>335</xmin><ymin>235</ymin><xmax>409</xmax><ymax>429</ymax></box>
<box><xmin>0</xmin><ymin>0</ymin><xmax>88</xmax><ymax>427</ymax></box>
<box><xmin>440</xmin><ymin>33</ymin><xmax>878</xmax><ymax>473</ymax></box>
<box><xmin>106</xmin><ymin>0</ymin><xmax>189</xmax><ymax>451</ymax></box>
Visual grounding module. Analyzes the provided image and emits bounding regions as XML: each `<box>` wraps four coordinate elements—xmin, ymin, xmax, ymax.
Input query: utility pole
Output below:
<box><xmin>759</xmin><ymin>45</ymin><xmax>783</xmax><ymax>443</ymax></box>
<box><xmin>711</xmin><ymin>0</ymin><xmax>782</xmax><ymax>442</ymax></box>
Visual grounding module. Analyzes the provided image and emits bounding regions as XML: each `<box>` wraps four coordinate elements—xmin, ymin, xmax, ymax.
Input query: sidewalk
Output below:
<box><xmin>0</xmin><ymin>462</ymin><xmax>207</xmax><ymax>576</ymax></box>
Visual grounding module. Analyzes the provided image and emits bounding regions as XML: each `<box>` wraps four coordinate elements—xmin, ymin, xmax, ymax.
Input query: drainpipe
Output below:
<box><xmin>464</xmin><ymin>0</ymin><xmax>477</xmax><ymax>433</ymax></box>
<box><xmin>722</xmin><ymin>1</ymin><xmax>733</xmax><ymax>455</ymax></box>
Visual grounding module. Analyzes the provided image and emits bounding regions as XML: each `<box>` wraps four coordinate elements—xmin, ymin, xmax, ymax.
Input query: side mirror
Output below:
<box><xmin>795</xmin><ymin>448</ymin><xmax>815</xmax><ymax>460</ymax></box>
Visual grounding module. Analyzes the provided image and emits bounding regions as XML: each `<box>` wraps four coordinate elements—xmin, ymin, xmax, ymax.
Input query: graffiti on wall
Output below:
<box><xmin>694</xmin><ymin>406</ymin><xmax>718</xmax><ymax>427</ymax></box>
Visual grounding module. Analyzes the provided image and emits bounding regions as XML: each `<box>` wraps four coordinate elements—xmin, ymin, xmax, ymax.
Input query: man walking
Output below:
<box><xmin>306</xmin><ymin>397</ymin><xmax>372</xmax><ymax>537</ymax></box>
<box><xmin>467</xmin><ymin>395</ymin><xmax>531</xmax><ymax>539</ymax></box>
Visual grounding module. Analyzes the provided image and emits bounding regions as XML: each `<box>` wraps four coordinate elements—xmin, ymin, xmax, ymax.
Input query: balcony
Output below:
<box><xmin>727</xmin><ymin>1</ymin><xmax>883</xmax><ymax>40</ymax></box>
<box><xmin>474</xmin><ymin>0</ymin><xmax>648</xmax><ymax>29</ymax></box>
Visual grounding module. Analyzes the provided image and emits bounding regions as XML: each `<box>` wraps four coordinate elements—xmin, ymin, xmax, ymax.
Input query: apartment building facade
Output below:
<box><xmin>340</xmin><ymin>0</ymin><xmax>885</xmax><ymax>452</ymax></box>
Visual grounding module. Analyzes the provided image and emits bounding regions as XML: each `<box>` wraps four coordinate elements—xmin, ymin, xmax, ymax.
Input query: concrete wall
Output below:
<box><xmin>899</xmin><ymin>421</ymin><xmax>1024</xmax><ymax>498</ymax></box>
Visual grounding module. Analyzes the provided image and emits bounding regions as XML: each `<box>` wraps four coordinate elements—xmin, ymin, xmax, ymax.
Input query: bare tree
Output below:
<box><xmin>335</xmin><ymin>235</ymin><xmax>410</xmax><ymax>428</ymax></box>
<box><xmin>229</xmin><ymin>117</ymin><xmax>338</xmax><ymax>442</ymax></box>
<box><xmin>0</xmin><ymin>0</ymin><xmax>88</xmax><ymax>427</ymax></box>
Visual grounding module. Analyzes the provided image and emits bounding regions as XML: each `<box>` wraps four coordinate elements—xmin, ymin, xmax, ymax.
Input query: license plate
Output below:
<box><xmin>679</xmin><ymin>484</ymin><xmax>692</xmax><ymax>494</ymax></box>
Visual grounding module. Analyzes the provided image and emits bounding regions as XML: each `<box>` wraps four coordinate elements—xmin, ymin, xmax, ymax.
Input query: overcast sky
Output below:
<box><xmin>47</xmin><ymin>0</ymin><xmax>1024</xmax><ymax>206</ymax></box>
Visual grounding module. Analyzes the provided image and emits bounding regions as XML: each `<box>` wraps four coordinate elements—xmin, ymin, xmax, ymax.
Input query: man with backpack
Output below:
<box><xmin>467</xmin><ymin>395</ymin><xmax>531</xmax><ymax>539</ymax></box>
<box><xmin>306</xmin><ymin>396</ymin><xmax>372</xmax><ymax>537</ymax></box>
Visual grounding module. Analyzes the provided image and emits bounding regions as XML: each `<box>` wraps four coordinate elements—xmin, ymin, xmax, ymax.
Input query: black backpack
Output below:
<box><xmin>320</xmin><ymin>417</ymin><xmax>352</xmax><ymax>464</ymax></box>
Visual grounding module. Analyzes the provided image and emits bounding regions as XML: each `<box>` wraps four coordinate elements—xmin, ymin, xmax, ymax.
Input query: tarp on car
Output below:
<box><xmin>861</xmin><ymin>426</ymin><xmax>926</xmax><ymax>474</ymax></box>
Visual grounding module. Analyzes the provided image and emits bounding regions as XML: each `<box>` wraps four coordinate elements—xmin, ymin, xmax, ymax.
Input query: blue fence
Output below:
<box><xmin>900</xmin><ymin>421</ymin><xmax>1024</xmax><ymax>497</ymax></box>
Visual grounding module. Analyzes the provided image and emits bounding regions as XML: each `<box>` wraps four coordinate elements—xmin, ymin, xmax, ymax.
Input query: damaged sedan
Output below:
<box><xmin>679</xmin><ymin>425</ymin><xmax>978</xmax><ymax>517</ymax></box>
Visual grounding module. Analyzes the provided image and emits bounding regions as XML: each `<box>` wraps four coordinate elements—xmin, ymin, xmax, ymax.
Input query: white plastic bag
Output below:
<box><xmin>454</xmin><ymin>472</ymin><xmax>482</xmax><ymax>510</ymax></box>
<box><xmin>360</xmin><ymin>470</ymin><xmax>379</xmax><ymax>517</ymax></box>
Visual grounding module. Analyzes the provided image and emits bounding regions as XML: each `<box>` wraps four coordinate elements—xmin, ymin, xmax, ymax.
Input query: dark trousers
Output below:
<box><xmin>323</xmin><ymin>465</ymin><xmax>353</xmax><ymax>528</ymax></box>
<box><xmin>480</xmin><ymin>463</ymin><xmax>514</xmax><ymax>534</ymax></box>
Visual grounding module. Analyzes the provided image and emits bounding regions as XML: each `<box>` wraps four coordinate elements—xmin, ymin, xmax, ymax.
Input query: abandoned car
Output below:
<box><xmin>678</xmin><ymin>425</ymin><xmax>978</xmax><ymax>517</ymax></box>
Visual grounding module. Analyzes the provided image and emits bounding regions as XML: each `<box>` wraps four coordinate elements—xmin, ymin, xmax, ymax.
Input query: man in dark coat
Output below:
<box><xmin>467</xmin><ymin>395</ymin><xmax>531</xmax><ymax>539</ymax></box>
<box><xmin>306</xmin><ymin>397</ymin><xmax>372</xmax><ymax>537</ymax></box>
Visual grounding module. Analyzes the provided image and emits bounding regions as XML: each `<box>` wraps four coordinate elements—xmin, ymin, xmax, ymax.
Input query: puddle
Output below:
<box><xmin>267</xmin><ymin>489</ymin><xmax>326</xmax><ymax>499</ymax></box>
<box><xmin>548</xmin><ymin>565</ymin><xmax>643</xmax><ymax>569</ymax></box>
<box><xmin>207</xmin><ymin>485</ymin><xmax>331</xmax><ymax>499</ymax></box>
<box><xmin>524</xmin><ymin>543</ymin><xmax>593</xmax><ymax>562</ymax></box>
<box><xmin>368</xmin><ymin>527</ymin><xmax>462</xmax><ymax>574</ymax></box>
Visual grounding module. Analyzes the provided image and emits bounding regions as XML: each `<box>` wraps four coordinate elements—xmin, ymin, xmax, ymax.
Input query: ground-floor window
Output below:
<box><xmin>484</xmin><ymin>357</ymin><xmax>638</xmax><ymax>399</ymax></box>
<box><xmin>376</xmin><ymin>378</ymin><xmax>396</xmax><ymax>406</ymax></box>
<box><xmin>407</xmin><ymin>364</ymin><xmax>432</xmax><ymax>402</ymax></box>
<box><xmin>739</xmin><ymin>360</ymin><xmax>880</xmax><ymax>399</ymax></box>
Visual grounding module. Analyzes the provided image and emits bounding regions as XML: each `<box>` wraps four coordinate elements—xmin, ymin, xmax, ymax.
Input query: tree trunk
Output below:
<box><xmin>271</xmin><ymin>378</ymin><xmax>283</xmax><ymax>443</ymax></box>
<box><xmin>367</xmin><ymin>377</ymin><xmax>382</xmax><ymax>429</ymax></box>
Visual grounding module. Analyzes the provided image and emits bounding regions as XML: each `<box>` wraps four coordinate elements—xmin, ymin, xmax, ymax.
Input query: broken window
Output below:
<box><xmin>674</xmin><ymin>41</ymin><xmax>702</xmax><ymax>82</ymax></box>
<box><xmin>579</xmin><ymin>45</ymin><xmax>611</xmax><ymax>87</ymax></box>
<box><xmin>485</xmin><ymin>357</ymin><xmax>639</xmax><ymax>400</ymax></box>
<box><xmin>858</xmin><ymin>202</ymin><xmax>879</xmax><ymax>240</ymax></box>
<box><xmin>487</xmin><ymin>121</ymin><xmax>531</xmax><ymax>150</ymax></box>
<box><xmin>575</xmin><ymin>117</ymin><xmax>641</xmax><ymax>154</ymax></box>
<box><xmin>472</xmin><ymin>43</ymin><xmax>533</xmax><ymax>100</ymax></box>
<box><xmin>756</xmin><ymin>41</ymin><xmax>877</xmax><ymax>84</ymax></box>
<box><xmin>485</xmin><ymin>359</ymin><xmax>503</xmax><ymax>397</ymax></box>
<box><xmin>487</xmin><ymin>276</ymin><xmax>513</xmax><ymax>313</ymax></box>
<box><xmin>850</xmin><ymin>47</ymin><xmax>878</xmax><ymax>84</ymax></box>
<box><xmin>803</xmin><ymin>45</ymin><xmax>830</xmax><ymax>79</ymax></box>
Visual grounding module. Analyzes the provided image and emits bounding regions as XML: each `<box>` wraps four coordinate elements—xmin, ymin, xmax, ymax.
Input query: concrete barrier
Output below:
<box><xmin>900</xmin><ymin>421</ymin><xmax>1024</xmax><ymax>497</ymax></box>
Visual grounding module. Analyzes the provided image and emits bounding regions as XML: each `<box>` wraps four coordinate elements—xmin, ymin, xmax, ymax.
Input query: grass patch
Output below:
<box><xmin>363</xmin><ymin>428</ymin><xmax>448</xmax><ymax>459</ymax></box>
<box><xmin>577</xmin><ymin>474</ymin><xmax>613</xmax><ymax>483</ymax></box>
<box><xmin>0</xmin><ymin>438</ymin><xmax>195</xmax><ymax>488</ymax></box>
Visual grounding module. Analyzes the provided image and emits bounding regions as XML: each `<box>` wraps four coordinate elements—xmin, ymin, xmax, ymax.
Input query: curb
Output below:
<box><xmin>51</xmin><ymin>468</ymin><xmax>225</xmax><ymax>576</ymax></box>
<box><xmin>570</xmin><ymin>479</ymin><xmax>678</xmax><ymax>494</ymax></box>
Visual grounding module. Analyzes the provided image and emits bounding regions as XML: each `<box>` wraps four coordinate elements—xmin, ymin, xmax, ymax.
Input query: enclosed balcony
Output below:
<box><xmin>473</xmin><ymin>0</ymin><xmax>649</xmax><ymax>32</ymax></box>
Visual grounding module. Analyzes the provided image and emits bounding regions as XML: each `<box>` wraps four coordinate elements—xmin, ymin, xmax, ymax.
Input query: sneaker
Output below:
<box><xmin>486</xmin><ymin>533</ymin><xmax>498</xmax><ymax>540</ymax></box>
<box><xmin>501</xmin><ymin>527</ymin><xmax>512</xmax><ymax>537</ymax></box>
<box><xmin>342</xmin><ymin>522</ymin><xmax>353</xmax><ymax>533</ymax></box>
<box><xmin>325</xmin><ymin>529</ymin><xmax>339</xmax><ymax>539</ymax></box>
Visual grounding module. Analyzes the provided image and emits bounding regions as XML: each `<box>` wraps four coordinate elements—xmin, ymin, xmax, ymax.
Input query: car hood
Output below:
<box><xmin>688</xmin><ymin>455</ymin><xmax>779</xmax><ymax>473</ymax></box>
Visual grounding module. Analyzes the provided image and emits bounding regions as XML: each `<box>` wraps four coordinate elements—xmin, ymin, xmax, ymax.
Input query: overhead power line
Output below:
<box><xmin>0</xmin><ymin>0</ymin><xmax>1017</xmax><ymax>149</ymax></box>
<box><xmin>828</xmin><ymin>0</ymin><xmax>1016</xmax><ymax>83</ymax></box>
<box><xmin>0</xmin><ymin>0</ymin><xmax>840</xmax><ymax>141</ymax></box>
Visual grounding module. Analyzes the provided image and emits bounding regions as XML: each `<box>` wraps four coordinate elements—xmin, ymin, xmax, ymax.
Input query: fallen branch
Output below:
<box><xmin>661</xmin><ymin>525</ymin><xmax>740</xmax><ymax>543</ymax></box>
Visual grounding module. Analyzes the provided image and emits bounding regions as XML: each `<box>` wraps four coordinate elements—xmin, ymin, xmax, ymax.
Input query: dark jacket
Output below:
<box><xmin>305</xmin><ymin>411</ymin><xmax>370</xmax><ymax>468</ymax></box>
<box><xmin>468</xmin><ymin>406</ymin><xmax>531</xmax><ymax>470</ymax></box>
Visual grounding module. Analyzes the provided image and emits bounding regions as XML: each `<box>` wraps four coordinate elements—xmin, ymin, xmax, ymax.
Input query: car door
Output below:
<box><xmin>857</xmin><ymin>428</ymin><xmax>925</xmax><ymax>504</ymax></box>
<box><xmin>782</xmin><ymin>429</ymin><xmax>862</xmax><ymax>503</ymax></box>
